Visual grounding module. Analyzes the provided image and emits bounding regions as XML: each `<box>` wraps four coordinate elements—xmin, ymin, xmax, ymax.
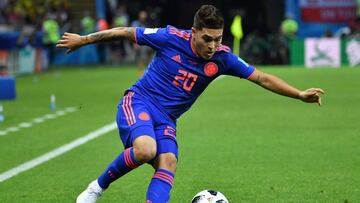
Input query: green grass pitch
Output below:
<box><xmin>0</xmin><ymin>66</ymin><xmax>359</xmax><ymax>202</ymax></box>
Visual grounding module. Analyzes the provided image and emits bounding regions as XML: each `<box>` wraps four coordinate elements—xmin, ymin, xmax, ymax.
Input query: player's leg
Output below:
<box><xmin>146</xmin><ymin>124</ymin><xmax>178</xmax><ymax>203</ymax></box>
<box><xmin>76</xmin><ymin>135</ymin><xmax>156</xmax><ymax>203</ymax></box>
<box><xmin>76</xmin><ymin>91</ymin><xmax>156</xmax><ymax>203</ymax></box>
<box><xmin>147</xmin><ymin>152</ymin><xmax>177</xmax><ymax>203</ymax></box>
<box><xmin>96</xmin><ymin>134</ymin><xmax>156</xmax><ymax>189</ymax></box>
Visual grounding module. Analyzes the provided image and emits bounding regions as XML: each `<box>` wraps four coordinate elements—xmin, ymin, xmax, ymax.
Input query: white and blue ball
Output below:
<box><xmin>191</xmin><ymin>189</ymin><xmax>229</xmax><ymax>203</ymax></box>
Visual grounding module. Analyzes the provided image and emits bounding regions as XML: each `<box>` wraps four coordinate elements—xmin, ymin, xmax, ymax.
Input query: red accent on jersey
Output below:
<box><xmin>164</xmin><ymin>126</ymin><xmax>176</xmax><ymax>137</ymax></box>
<box><xmin>171</xmin><ymin>55</ymin><xmax>182</xmax><ymax>63</ymax></box>
<box><xmin>216</xmin><ymin>44</ymin><xmax>231</xmax><ymax>52</ymax></box>
<box><xmin>122</xmin><ymin>92</ymin><xmax>136</xmax><ymax>126</ymax></box>
<box><xmin>124</xmin><ymin>148</ymin><xmax>139</xmax><ymax>169</ymax></box>
<box><xmin>246</xmin><ymin>68</ymin><xmax>256</xmax><ymax>80</ymax></box>
<box><xmin>138</xmin><ymin>112</ymin><xmax>150</xmax><ymax>121</ymax></box>
<box><xmin>153</xmin><ymin>171</ymin><xmax>174</xmax><ymax>187</ymax></box>
<box><xmin>173</xmin><ymin>69</ymin><xmax>198</xmax><ymax>91</ymax></box>
<box><xmin>183</xmin><ymin>72</ymin><xmax>198</xmax><ymax>91</ymax></box>
<box><xmin>173</xmin><ymin>69</ymin><xmax>187</xmax><ymax>88</ymax></box>
<box><xmin>169</xmin><ymin>27</ymin><xmax>190</xmax><ymax>41</ymax></box>
<box><xmin>204</xmin><ymin>62</ymin><xmax>219</xmax><ymax>77</ymax></box>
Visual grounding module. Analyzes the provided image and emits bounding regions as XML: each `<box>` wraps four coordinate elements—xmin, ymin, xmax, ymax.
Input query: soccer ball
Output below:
<box><xmin>191</xmin><ymin>189</ymin><xmax>229</xmax><ymax>203</ymax></box>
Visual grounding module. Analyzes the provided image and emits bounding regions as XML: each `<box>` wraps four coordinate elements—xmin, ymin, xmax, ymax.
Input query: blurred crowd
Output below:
<box><xmin>81</xmin><ymin>1</ymin><xmax>159</xmax><ymax>72</ymax></box>
<box><xmin>0</xmin><ymin>0</ymin><xmax>359</xmax><ymax>67</ymax></box>
<box><xmin>241</xmin><ymin>15</ymin><xmax>360</xmax><ymax>65</ymax></box>
<box><xmin>0</xmin><ymin>0</ymin><xmax>158</xmax><ymax>69</ymax></box>
<box><xmin>0</xmin><ymin>0</ymin><xmax>69</xmax><ymax>32</ymax></box>
<box><xmin>98</xmin><ymin>0</ymin><xmax>162</xmax><ymax>72</ymax></box>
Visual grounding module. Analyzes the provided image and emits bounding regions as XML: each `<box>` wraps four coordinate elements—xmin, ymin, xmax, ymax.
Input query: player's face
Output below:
<box><xmin>191</xmin><ymin>27</ymin><xmax>223</xmax><ymax>60</ymax></box>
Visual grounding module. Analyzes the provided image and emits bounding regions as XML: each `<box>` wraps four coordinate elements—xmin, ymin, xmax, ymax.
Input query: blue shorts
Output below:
<box><xmin>116</xmin><ymin>90</ymin><xmax>178</xmax><ymax>160</ymax></box>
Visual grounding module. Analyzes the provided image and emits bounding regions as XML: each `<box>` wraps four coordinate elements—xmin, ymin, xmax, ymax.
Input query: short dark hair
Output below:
<box><xmin>193</xmin><ymin>5</ymin><xmax>224</xmax><ymax>30</ymax></box>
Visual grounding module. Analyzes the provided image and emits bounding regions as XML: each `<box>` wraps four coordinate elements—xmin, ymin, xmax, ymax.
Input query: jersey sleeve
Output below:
<box><xmin>224</xmin><ymin>53</ymin><xmax>255</xmax><ymax>79</ymax></box>
<box><xmin>135</xmin><ymin>27</ymin><xmax>168</xmax><ymax>50</ymax></box>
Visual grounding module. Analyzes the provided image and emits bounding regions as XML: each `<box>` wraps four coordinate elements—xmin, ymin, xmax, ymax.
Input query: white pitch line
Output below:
<box><xmin>0</xmin><ymin>122</ymin><xmax>117</xmax><ymax>183</ymax></box>
<box><xmin>0</xmin><ymin>131</ymin><xmax>7</xmax><ymax>136</ymax></box>
<box><xmin>0</xmin><ymin>107</ymin><xmax>78</xmax><ymax>137</ymax></box>
<box><xmin>6</xmin><ymin>127</ymin><xmax>19</xmax><ymax>132</ymax></box>
<box><xmin>44</xmin><ymin>114</ymin><xmax>57</xmax><ymax>119</ymax></box>
<box><xmin>18</xmin><ymin>122</ymin><xmax>33</xmax><ymax>128</ymax></box>
<box><xmin>55</xmin><ymin>111</ymin><xmax>66</xmax><ymax>116</ymax></box>
<box><xmin>33</xmin><ymin>118</ymin><xmax>45</xmax><ymax>123</ymax></box>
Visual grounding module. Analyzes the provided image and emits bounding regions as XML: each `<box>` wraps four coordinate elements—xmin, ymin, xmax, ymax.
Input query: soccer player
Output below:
<box><xmin>56</xmin><ymin>5</ymin><xmax>324</xmax><ymax>203</ymax></box>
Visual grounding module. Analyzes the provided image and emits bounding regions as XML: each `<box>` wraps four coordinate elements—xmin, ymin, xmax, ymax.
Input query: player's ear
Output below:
<box><xmin>191</xmin><ymin>27</ymin><xmax>197</xmax><ymax>34</ymax></box>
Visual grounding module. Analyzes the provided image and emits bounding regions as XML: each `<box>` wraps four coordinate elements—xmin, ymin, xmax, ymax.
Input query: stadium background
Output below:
<box><xmin>0</xmin><ymin>0</ymin><xmax>359</xmax><ymax>202</ymax></box>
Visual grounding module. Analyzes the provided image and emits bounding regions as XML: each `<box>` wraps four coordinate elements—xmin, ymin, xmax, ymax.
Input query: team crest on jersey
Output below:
<box><xmin>138</xmin><ymin>112</ymin><xmax>150</xmax><ymax>121</ymax></box>
<box><xmin>204</xmin><ymin>62</ymin><xmax>218</xmax><ymax>77</ymax></box>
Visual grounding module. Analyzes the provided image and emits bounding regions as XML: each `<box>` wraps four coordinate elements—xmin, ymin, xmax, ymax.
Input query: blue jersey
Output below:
<box><xmin>129</xmin><ymin>25</ymin><xmax>255</xmax><ymax>120</ymax></box>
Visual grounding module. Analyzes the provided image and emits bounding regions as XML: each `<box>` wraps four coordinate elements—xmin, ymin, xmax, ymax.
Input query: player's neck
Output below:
<box><xmin>190</xmin><ymin>37</ymin><xmax>200</xmax><ymax>57</ymax></box>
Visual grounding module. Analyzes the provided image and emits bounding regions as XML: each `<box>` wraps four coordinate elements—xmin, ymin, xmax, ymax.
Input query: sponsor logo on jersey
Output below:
<box><xmin>204</xmin><ymin>62</ymin><xmax>218</xmax><ymax>77</ymax></box>
<box><xmin>144</xmin><ymin>28</ymin><xmax>159</xmax><ymax>34</ymax></box>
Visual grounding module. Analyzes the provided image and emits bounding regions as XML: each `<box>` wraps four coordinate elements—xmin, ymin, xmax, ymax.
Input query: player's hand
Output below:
<box><xmin>299</xmin><ymin>88</ymin><xmax>325</xmax><ymax>106</ymax></box>
<box><xmin>56</xmin><ymin>32</ymin><xmax>85</xmax><ymax>53</ymax></box>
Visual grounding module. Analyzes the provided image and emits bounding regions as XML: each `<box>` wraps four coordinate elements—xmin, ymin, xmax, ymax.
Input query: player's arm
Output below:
<box><xmin>248</xmin><ymin>69</ymin><xmax>325</xmax><ymax>105</ymax></box>
<box><xmin>56</xmin><ymin>27</ymin><xmax>136</xmax><ymax>53</ymax></box>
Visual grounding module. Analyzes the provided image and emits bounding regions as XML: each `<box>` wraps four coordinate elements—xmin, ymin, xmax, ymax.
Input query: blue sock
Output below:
<box><xmin>146</xmin><ymin>168</ymin><xmax>174</xmax><ymax>203</ymax></box>
<box><xmin>97</xmin><ymin>147</ymin><xmax>141</xmax><ymax>189</ymax></box>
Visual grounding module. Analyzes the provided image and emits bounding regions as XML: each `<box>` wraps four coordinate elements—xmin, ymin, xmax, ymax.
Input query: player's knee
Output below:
<box><xmin>133</xmin><ymin>136</ymin><xmax>157</xmax><ymax>163</ymax></box>
<box><xmin>135</xmin><ymin>146</ymin><xmax>156</xmax><ymax>162</ymax></box>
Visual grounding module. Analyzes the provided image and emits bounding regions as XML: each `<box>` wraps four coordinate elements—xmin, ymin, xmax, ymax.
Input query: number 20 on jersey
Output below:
<box><xmin>172</xmin><ymin>69</ymin><xmax>198</xmax><ymax>91</ymax></box>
